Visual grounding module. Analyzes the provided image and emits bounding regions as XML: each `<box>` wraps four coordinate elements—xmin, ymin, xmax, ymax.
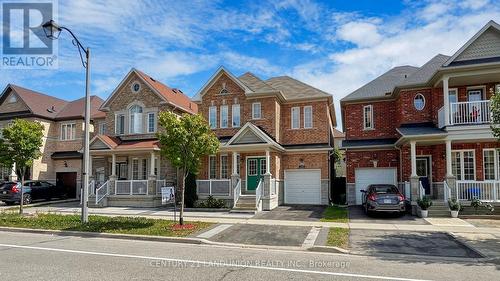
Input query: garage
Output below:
<box><xmin>284</xmin><ymin>169</ymin><xmax>321</xmax><ymax>205</ymax></box>
<box><xmin>355</xmin><ymin>168</ymin><xmax>397</xmax><ymax>205</ymax></box>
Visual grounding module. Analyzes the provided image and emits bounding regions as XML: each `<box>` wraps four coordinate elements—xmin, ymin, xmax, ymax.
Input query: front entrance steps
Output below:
<box><xmin>427</xmin><ymin>201</ymin><xmax>451</xmax><ymax>217</ymax></box>
<box><xmin>230</xmin><ymin>195</ymin><xmax>257</xmax><ymax>214</ymax></box>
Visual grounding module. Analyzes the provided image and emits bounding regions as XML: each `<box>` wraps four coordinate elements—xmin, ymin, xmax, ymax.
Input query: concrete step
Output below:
<box><xmin>235</xmin><ymin>203</ymin><xmax>256</xmax><ymax>208</ymax></box>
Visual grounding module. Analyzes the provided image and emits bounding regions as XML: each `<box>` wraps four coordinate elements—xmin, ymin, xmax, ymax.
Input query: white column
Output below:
<box><xmin>150</xmin><ymin>152</ymin><xmax>156</xmax><ymax>176</ymax></box>
<box><xmin>89</xmin><ymin>156</ymin><xmax>93</xmax><ymax>176</ymax></box>
<box><xmin>410</xmin><ymin>141</ymin><xmax>417</xmax><ymax>177</ymax></box>
<box><xmin>443</xmin><ymin>76</ymin><xmax>450</xmax><ymax>126</ymax></box>
<box><xmin>111</xmin><ymin>154</ymin><xmax>116</xmax><ymax>176</ymax></box>
<box><xmin>445</xmin><ymin>140</ymin><xmax>453</xmax><ymax>177</ymax></box>
<box><xmin>265</xmin><ymin>149</ymin><xmax>271</xmax><ymax>175</ymax></box>
<box><xmin>232</xmin><ymin>152</ymin><xmax>238</xmax><ymax>175</ymax></box>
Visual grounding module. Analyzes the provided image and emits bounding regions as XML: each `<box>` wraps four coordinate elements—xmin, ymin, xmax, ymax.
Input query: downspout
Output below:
<box><xmin>396</xmin><ymin>145</ymin><xmax>403</xmax><ymax>183</ymax></box>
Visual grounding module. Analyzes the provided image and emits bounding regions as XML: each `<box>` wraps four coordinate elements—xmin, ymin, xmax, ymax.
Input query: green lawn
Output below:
<box><xmin>320</xmin><ymin>205</ymin><xmax>349</xmax><ymax>222</ymax></box>
<box><xmin>326</xmin><ymin>227</ymin><xmax>349</xmax><ymax>248</ymax></box>
<box><xmin>0</xmin><ymin>212</ymin><xmax>212</xmax><ymax>237</ymax></box>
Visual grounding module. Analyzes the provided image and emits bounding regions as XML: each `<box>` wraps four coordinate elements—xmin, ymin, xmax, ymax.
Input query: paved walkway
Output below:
<box><xmin>11</xmin><ymin>204</ymin><xmax>500</xmax><ymax>235</ymax></box>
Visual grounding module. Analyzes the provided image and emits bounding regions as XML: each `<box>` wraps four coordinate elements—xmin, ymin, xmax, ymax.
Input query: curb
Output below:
<box><xmin>308</xmin><ymin>246</ymin><xmax>350</xmax><ymax>254</ymax></box>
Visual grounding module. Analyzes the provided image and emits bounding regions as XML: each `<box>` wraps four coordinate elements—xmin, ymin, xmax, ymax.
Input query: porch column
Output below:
<box><xmin>111</xmin><ymin>154</ymin><xmax>116</xmax><ymax>176</ymax></box>
<box><xmin>445</xmin><ymin>140</ymin><xmax>453</xmax><ymax>177</ymax></box>
<box><xmin>89</xmin><ymin>156</ymin><xmax>93</xmax><ymax>179</ymax></box>
<box><xmin>410</xmin><ymin>141</ymin><xmax>417</xmax><ymax>177</ymax></box>
<box><xmin>150</xmin><ymin>152</ymin><xmax>156</xmax><ymax>176</ymax></box>
<box><xmin>148</xmin><ymin>152</ymin><xmax>157</xmax><ymax>195</ymax></box>
<box><xmin>445</xmin><ymin>139</ymin><xmax>457</xmax><ymax>200</ymax></box>
<box><xmin>232</xmin><ymin>152</ymin><xmax>238</xmax><ymax>176</ymax></box>
<box><xmin>443</xmin><ymin>76</ymin><xmax>450</xmax><ymax>126</ymax></box>
<box><xmin>109</xmin><ymin>154</ymin><xmax>117</xmax><ymax>194</ymax></box>
<box><xmin>265</xmin><ymin>149</ymin><xmax>271</xmax><ymax>175</ymax></box>
<box><xmin>9</xmin><ymin>162</ymin><xmax>17</xmax><ymax>181</ymax></box>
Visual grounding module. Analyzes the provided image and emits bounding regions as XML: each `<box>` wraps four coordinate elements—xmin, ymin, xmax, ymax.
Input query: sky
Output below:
<box><xmin>1</xmin><ymin>0</ymin><xmax>500</xmax><ymax>129</ymax></box>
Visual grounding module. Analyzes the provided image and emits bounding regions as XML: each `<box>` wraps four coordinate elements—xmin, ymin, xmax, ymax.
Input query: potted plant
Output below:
<box><xmin>417</xmin><ymin>196</ymin><xmax>432</xmax><ymax>218</ymax></box>
<box><xmin>448</xmin><ymin>199</ymin><xmax>461</xmax><ymax>218</ymax></box>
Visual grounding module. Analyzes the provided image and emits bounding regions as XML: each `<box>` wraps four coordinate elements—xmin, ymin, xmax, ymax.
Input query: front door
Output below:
<box><xmin>56</xmin><ymin>172</ymin><xmax>77</xmax><ymax>199</ymax></box>
<box><xmin>246</xmin><ymin>157</ymin><xmax>266</xmax><ymax>191</ymax></box>
<box><xmin>416</xmin><ymin>157</ymin><xmax>431</xmax><ymax>195</ymax></box>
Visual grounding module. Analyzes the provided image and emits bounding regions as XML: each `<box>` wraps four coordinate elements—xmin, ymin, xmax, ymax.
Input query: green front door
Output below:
<box><xmin>246</xmin><ymin>157</ymin><xmax>266</xmax><ymax>191</ymax></box>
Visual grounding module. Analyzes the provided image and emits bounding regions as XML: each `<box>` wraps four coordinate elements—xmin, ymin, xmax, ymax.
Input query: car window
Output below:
<box><xmin>371</xmin><ymin>185</ymin><xmax>398</xmax><ymax>194</ymax></box>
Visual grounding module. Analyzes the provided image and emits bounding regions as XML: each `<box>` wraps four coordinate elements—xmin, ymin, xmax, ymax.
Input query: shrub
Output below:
<box><xmin>417</xmin><ymin>196</ymin><xmax>433</xmax><ymax>210</ymax></box>
<box><xmin>470</xmin><ymin>199</ymin><xmax>494</xmax><ymax>213</ymax></box>
<box><xmin>448</xmin><ymin>199</ymin><xmax>461</xmax><ymax>211</ymax></box>
<box><xmin>195</xmin><ymin>196</ymin><xmax>226</xmax><ymax>209</ymax></box>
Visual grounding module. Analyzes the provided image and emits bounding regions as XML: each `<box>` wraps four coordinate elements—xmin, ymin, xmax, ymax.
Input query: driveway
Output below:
<box><xmin>252</xmin><ymin>205</ymin><xmax>326</xmax><ymax>221</ymax></box>
<box><xmin>350</xmin><ymin>229</ymin><xmax>483</xmax><ymax>258</ymax></box>
<box><xmin>349</xmin><ymin>206</ymin><xmax>428</xmax><ymax>225</ymax></box>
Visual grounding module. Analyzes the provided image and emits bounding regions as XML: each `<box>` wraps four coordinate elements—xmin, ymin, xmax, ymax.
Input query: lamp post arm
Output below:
<box><xmin>59</xmin><ymin>26</ymin><xmax>89</xmax><ymax>68</ymax></box>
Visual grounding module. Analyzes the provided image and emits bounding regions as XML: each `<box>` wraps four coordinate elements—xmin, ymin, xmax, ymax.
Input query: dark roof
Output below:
<box><xmin>341</xmin><ymin>138</ymin><xmax>398</xmax><ymax>148</ymax></box>
<box><xmin>446</xmin><ymin>56</ymin><xmax>500</xmax><ymax>67</ymax></box>
<box><xmin>51</xmin><ymin>151</ymin><xmax>83</xmax><ymax>159</ymax></box>
<box><xmin>238</xmin><ymin>72</ymin><xmax>275</xmax><ymax>92</ymax></box>
<box><xmin>341</xmin><ymin>66</ymin><xmax>418</xmax><ymax>102</ymax></box>
<box><xmin>399</xmin><ymin>54</ymin><xmax>450</xmax><ymax>87</ymax></box>
<box><xmin>265</xmin><ymin>76</ymin><xmax>331</xmax><ymax>100</ymax></box>
<box><xmin>397</xmin><ymin>123</ymin><xmax>446</xmax><ymax>136</ymax></box>
<box><xmin>282</xmin><ymin>143</ymin><xmax>331</xmax><ymax>149</ymax></box>
<box><xmin>56</xmin><ymin>96</ymin><xmax>105</xmax><ymax>119</ymax></box>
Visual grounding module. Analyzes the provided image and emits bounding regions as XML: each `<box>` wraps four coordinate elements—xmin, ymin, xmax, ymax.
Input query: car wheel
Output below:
<box><xmin>23</xmin><ymin>194</ymin><xmax>32</xmax><ymax>205</ymax></box>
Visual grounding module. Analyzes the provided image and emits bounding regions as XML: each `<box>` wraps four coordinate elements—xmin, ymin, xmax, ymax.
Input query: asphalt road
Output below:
<box><xmin>0</xmin><ymin>231</ymin><xmax>498</xmax><ymax>281</ymax></box>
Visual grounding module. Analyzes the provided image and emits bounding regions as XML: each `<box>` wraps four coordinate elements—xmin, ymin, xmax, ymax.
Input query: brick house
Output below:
<box><xmin>192</xmin><ymin>67</ymin><xmax>337</xmax><ymax>210</ymax></box>
<box><xmin>341</xmin><ymin>20</ymin><xmax>500</xmax><ymax>208</ymax></box>
<box><xmin>0</xmin><ymin>84</ymin><xmax>104</xmax><ymax>198</ymax></box>
<box><xmin>88</xmin><ymin>68</ymin><xmax>196</xmax><ymax>207</ymax></box>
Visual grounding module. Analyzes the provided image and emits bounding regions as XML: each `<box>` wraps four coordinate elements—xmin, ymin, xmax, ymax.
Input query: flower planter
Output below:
<box><xmin>450</xmin><ymin>210</ymin><xmax>459</xmax><ymax>218</ymax></box>
<box><xmin>419</xmin><ymin>209</ymin><xmax>428</xmax><ymax>218</ymax></box>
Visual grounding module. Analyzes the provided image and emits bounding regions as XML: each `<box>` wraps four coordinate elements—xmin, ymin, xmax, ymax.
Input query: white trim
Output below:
<box><xmin>413</xmin><ymin>93</ymin><xmax>426</xmax><ymax>111</ymax></box>
<box><xmin>60</xmin><ymin>122</ymin><xmax>76</xmax><ymax>141</ymax></box>
<box><xmin>115</xmin><ymin>113</ymin><xmax>125</xmax><ymax>135</ymax></box>
<box><xmin>363</xmin><ymin>105</ymin><xmax>373</xmax><ymax>130</ymax></box>
<box><xmin>466</xmin><ymin>85</ymin><xmax>486</xmax><ymax>100</ymax></box>
<box><xmin>252</xmin><ymin>102</ymin><xmax>261</xmax><ymax>120</ymax></box>
<box><xmin>284</xmin><ymin>169</ymin><xmax>322</xmax><ymax>205</ymax></box>
<box><xmin>231</xmin><ymin>103</ymin><xmax>240</xmax><ymax>128</ymax></box>
<box><xmin>482</xmin><ymin>148</ymin><xmax>497</xmax><ymax>180</ymax></box>
<box><xmin>303</xmin><ymin>106</ymin><xmax>313</xmax><ymax>129</ymax></box>
<box><xmin>225</xmin><ymin>122</ymin><xmax>285</xmax><ymax>151</ymax></box>
<box><xmin>194</xmin><ymin>66</ymin><xmax>253</xmax><ymax>100</ymax></box>
<box><xmin>291</xmin><ymin>107</ymin><xmax>300</xmax><ymax>129</ymax></box>
<box><xmin>147</xmin><ymin>112</ymin><xmax>156</xmax><ymax>133</ymax></box>
<box><xmin>130</xmin><ymin>81</ymin><xmax>141</xmax><ymax>93</ymax></box>
<box><xmin>451</xmin><ymin>149</ymin><xmax>476</xmax><ymax>181</ymax></box>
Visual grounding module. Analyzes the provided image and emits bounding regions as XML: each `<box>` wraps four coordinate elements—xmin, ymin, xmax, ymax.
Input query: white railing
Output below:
<box><xmin>95</xmin><ymin>180</ymin><xmax>109</xmax><ymax>204</ymax></box>
<box><xmin>456</xmin><ymin>181</ymin><xmax>499</xmax><ymax>202</ymax></box>
<box><xmin>88</xmin><ymin>180</ymin><xmax>95</xmax><ymax>196</ymax></box>
<box><xmin>255</xmin><ymin>178</ymin><xmax>263</xmax><ymax>211</ymax></box>
<box><xmin>196</xmin><ymin>179</ymin><xmax>231</xmax><ymax>196</ymax></box>
<box><xmin>233</xmin><ymin>179</ymin><xmax>241</xmax><ymax>208</ymax></box>
<box><xmin>444</xmin><ymin>181</ymin><xmax>452</xmax><ymax>203</ymax></box>
<box><xmin>419</xmin><ymin>181</ymin><xmax>425</xmax><ymax>199</ymax></box>
<box><xmin>438</xmin><ymin>106</ymin><xmax>445</xmax><ymax>128</ymax></box>
<box><xmin>450</xmin><ymin>100</ymin><xmax>491</xmax><ymax>125</ymax></box>
<box><xmin>397</xmin><ymin>182</ymin><xmax>411</xmax><ymax>200</ymax></box>
<box><xmin>156</xmin><ymin>180</ymin><xmax>166</xmax><ymax>194</ymax></box>
<box><xmin>115</xmin><ymin>180</ymin><xmax>148</xmax><ymax>195</ymax></box>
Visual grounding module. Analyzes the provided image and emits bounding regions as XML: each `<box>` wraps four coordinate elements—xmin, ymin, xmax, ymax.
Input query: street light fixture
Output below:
<box><xmin>42</xmin><ymin>20</ymin><xmax>91</xmax><ymax>223</ymax></box>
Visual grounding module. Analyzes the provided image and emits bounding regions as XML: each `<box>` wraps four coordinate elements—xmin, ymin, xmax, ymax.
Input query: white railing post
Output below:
<box><xmin>494</xmin><ymin>181</ymin><xmax>498</xmax><ymax>202</ymax></box>
<box><xmin>209</xmin><ymin>180</ymin><xmax>212</xmax><ymax>195</ymax></box>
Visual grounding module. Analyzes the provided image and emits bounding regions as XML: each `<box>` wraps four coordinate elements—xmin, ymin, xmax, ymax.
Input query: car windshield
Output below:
<box><xmin>371</xmin><ymin>185</ymin><xmax>399</xmax><ymax>194</ymax></box>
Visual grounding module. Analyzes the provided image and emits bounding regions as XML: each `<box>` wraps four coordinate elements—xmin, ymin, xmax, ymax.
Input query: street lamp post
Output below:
<box><xmin>42</xmin><ymin>20</ymin><xmax>90</xmax><ymax>223</ymax></box>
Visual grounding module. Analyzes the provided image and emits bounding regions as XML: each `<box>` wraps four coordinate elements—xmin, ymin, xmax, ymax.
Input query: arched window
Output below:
<box><xmin>414</xmin><ymin>94</ymin><xmax>425</xmax><ymax>111</ymax></box>
<box><xmin>129</xmin><ymin>105</ymin><xmax>143</xmax><ymax>134</ymax></box>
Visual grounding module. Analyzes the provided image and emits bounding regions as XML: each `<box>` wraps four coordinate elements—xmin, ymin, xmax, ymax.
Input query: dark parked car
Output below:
<box><xmin>361</xmin><ymin>184</ymin><xmax>406</xmax><ymax>215</ymax></box>
<box><xmin>0</xmin><ymin>180</ymin><xmax>66</xmax><ymax>205</ymax></box>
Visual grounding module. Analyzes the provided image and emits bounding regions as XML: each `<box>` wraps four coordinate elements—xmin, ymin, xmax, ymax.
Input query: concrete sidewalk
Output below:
<box><xmin>12</xmin><ymin>204</ymin><xmax>500</xmax><ymax>235</ymax></box>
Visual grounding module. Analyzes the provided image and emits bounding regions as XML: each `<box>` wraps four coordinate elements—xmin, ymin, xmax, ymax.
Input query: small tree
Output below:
<box><xmin>0</xmin><ymin>119</ymin><xmax>44</xmax><ymax>214</ymax></box>
<box><xmin>331</xmin><ymin>147</ymin><xmax>342</xmax><ymax>177</ymax></box>
<box><xmin>157</xmin><ymin>112</ymin><xmax>219</xmax><ymax>225</ymax></box>
<box><xmin>490</xmin><ymin>88</ymin><xmax>500</xmax><ymax>138</ymax></box>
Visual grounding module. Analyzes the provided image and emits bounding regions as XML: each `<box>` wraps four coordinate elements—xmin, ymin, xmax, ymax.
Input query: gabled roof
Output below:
<box><xmin>225</xmin><ymin>122</ymin><xmax>284</xmax><ymax>151</ymax></box>
<box><xmin>193</xmin><ymin>66</ymin><xmax>253</xmax><ymax>101</ymax></box>
<box><xmin>101</xmin><ymin>68</ymin><xmax>196</xmax><ymax>114</ymax></box>
<box><xmin>238</xmin><ymin>72</ymin><xmax>276</xmax><ymax>92</ymax></box>
<box><xmin>341</xmin><ymin>66</ymin><xmax>418</xmax><ymax>102</ymax></box>
<box><xmin>444</xmin><ymin>20</ymin><xmax>500</xmax><ymax>67</ymax></box>
<box><xmin>398</xmin><ymin>54</ymin><xmax>450</xmax><ymax>87</ymax></box>
<box><xmin>0</xmin><ymin>84</ymin><xmax>104</xmax><ymax>120</ymax></box>
<box><xmin>90</xmin><ymin>135</ymin><xmax>160</xmax><ymax>151</ymax></box>
<box><xmin>265</xmin><ymin>76</ymin><xmax>331</xmax><ymax>100</ymax></box>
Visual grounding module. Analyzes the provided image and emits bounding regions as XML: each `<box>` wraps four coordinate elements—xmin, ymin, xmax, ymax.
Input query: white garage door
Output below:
<box><xmin>284</xmin><ymin>169</ymin><xmax>321</xmax><ymax>205</ymax></box>
<box><xmin>355</xmin><ymin>168</ymin><xmax>397</xmax><ymax>205</ymax></box>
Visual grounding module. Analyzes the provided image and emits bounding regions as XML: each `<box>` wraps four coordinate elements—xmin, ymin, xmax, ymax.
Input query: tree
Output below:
<box><xmin>491</xmin><ymin>88</ymin><xmax>500</xmax><ymax>139</ymax></box>
<box><xmin>157</xmin><ymin>112</ymin><xmax>219</xmax><ymax>225</ymax></box>
<box><xmin>0</xmin><ymin>119</ymin><xmax>44</xmax><ymax>214</ymax></box>
<box><xmin>331</xmin><ymin>147</ymin><xmax>343</xmax><ymax>177</ymax></box>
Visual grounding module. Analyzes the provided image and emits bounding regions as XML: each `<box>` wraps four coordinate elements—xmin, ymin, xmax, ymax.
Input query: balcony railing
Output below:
<box><xmin>450</xmin><ymin>100</ymin><xmax>491</xmax><ymax>125</ymax></box>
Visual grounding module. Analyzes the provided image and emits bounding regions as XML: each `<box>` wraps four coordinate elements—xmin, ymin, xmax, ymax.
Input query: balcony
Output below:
<box><xmin>439</xmin><ymin>100</ymin><xmax>491</xmax><ymax>127</ymax></box>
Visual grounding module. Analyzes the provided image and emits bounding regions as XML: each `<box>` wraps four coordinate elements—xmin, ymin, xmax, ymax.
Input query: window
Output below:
<box><xmin>7</xmin><ymin>95</ymin><xmax>17</xmax><ymax>104</ymax></box>
<box><xmin>209</xmin><ymin>156</ymin><xmax>216</xmax><ymax>179</ymax></box>
<box><xmin>116</xmin><ymin>114</ymin><xmax>125</xmax><ymax>135</ymax></box>
<box><xmin>131</xmin><ymin>82</ymin><xmax>141</xmax><ymax>93</ymax></box>
<box><xmin>147</xmin><ymin>112</ymin><xmax>156</xmax><ymax>133</ymax></box>
<box><xmin>483</xmin><ymin>150</ymin><xmax>496</xmax><ymax>180</ymax></box>
<box><xmin>132</xmin><ymin>159</ymin><xmax>139</xmax><ymax>180</ymax></box>
<box><xmin>209</xmin><ymin>106</ymin><xmax>217</xmax><ymax>129</ymax></box>
<box><xmin>260</xmin><ymin>159</ymin><xmax>266</xmax><ymax>175</ymax></box>
<box><xmin>232</xmin><ymin>104</ymin><xmax>240</xmax><ymax>127</ymax></box>
<box><xmin>291</xmin><ymin>107</ymin><xmax>300</xmax><ymax>129</ymax></box>
<box><xmin>496</xmin><ymin>84</ymin><xmax>500</xmax><ymax>94</ymax></box>
<box><xmin>99</xmin><ymin>123</ymin><xmax>106</xmax><ymax>135</ymax></box>
<box><xmin>142</xmin><ymin>159</ymin><xmax>148</xmax><ymax>180</ymax></box>
<box><xmin>220</xmin><ymin>105</ymin><xmax>228</xmax><ymax>128</ymax></box>
<box><xmin>304</xmin><ymin>106</ymin><xmax>313</xmax><ymax>128</ymax></box>
<box><xmin>252</xmin><ymin>102</ymin><xmax>261</xmax><ymax>119</ymax></box>
<box><xmin>452</xmin><ymin>150</ymin><xmax>475</xmax><ymax>180</ymax></box>
<box><xmin>414</xmin><ymin>94</ymin><xmax>425</xmax><ymax>111</ymax></box>
<box><xmin>248</xmin><ymin>159</ymin><xmax>257</xmax><ymax>176</ymax></box>
<box><xmin>448</xmin><ymin>89</ymin><xmax>458</xmax><ymax>104</ymax></box>
<box><xmin>363</xmin><ymin>105</ymin><xmax>373</xmax><ymax>129</ymax></box>
<box><xmin>220</xmin><ymin>155</ymin><xmax>228</xmax><ymax>179</ymax></box>
<box><xmin>129</xmin><ymin>105</ymin><xmax>143</xmax><ymax>134</ymax></box>
<box><xmin>60</xmin><ymin>123</ymin><xmax>76</xmax><ymax>140</ymax></box>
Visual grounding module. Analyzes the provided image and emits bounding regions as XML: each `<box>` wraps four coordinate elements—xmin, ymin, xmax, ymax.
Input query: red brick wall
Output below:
<box><xmin>281</xmin><ymin>152</ymin><xmax>329</xmax><ymax>178</ymax></box>
<box><xmin>397</xmin><ymin>89</ymin><xmax>433</xmax><ymax>124</ymax></box>
<box><xmin>281</xmin><ymin>101</ymin><xmax>329</xmax><ymax>144</ymax></box>
<box><xmin>343</xmin><ymin>101</ymin><xmax>398</xmax><ymax>140</ymax></box>
<box><xmin>345</xmin><ymin>149</ymin><xmax>400</xmax><ymax>182</ymax></box>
